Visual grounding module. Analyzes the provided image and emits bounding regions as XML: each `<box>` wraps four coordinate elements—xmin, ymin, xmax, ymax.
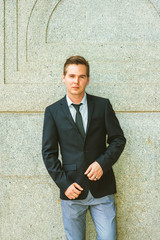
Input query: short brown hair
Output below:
<box><xmin>63</xmin><ymin>56</ymin><xmax>90</xmax><ymax>77</ymax></box>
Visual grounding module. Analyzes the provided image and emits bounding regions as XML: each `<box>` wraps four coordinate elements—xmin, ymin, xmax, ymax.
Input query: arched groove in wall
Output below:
<box><xmin>26</xmin><ymin>0</ymin><xmax>160</xmax><ymax>62</ymax></box>
<box><xmin>149</xmin><ymin>0</ymin><xmax>160</xmax><ymax>16</ymax></box>
<box><xmin>45</xmin><ymin>0</ymin><xmax>63</xmax><ymax>43</ymax></box>
<box><xmin>26</xmin><ymin>0</ymin><xmax>38</xmax><ymax>62</ymax></box>
<box><xmin>45</xmin><ymin>0</ymin><xmax>160</xmax><ymax>44</ymax></box>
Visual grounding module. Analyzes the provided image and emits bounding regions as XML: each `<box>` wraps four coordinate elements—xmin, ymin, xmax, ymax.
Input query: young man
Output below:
<box><xmin>42</xmin><ymin>56</ymin><xmax>126</xmax><ymax>240</ymax></box>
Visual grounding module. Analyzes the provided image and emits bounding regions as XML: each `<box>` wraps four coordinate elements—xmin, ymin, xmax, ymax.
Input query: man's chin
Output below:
<box><xmin>68</xmin><ymin>91</ymin><xmax>85</xmax><ymax>98</ymax></box>
<box><xmin>70</xmin><ymin>90</ymin><xmax>81</xmax><ymax>95</ymax></box>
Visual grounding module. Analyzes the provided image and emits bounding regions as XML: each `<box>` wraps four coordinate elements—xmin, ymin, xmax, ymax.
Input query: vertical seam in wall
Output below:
<box><xmin>16</xmin><ymin>0</ymin><xmax>19</xmax><ymax>71</ymax></box>
<box><xmin>4</xmin><ymin>0</ymin><xmax>6</xmax><ymax>83</ymax></box>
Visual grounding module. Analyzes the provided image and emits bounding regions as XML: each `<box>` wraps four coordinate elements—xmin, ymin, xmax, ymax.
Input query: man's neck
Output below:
<box><xmin>67</xmin><ymin>93</ymin><xmax>85</xmax><ymax>104</ymax></box>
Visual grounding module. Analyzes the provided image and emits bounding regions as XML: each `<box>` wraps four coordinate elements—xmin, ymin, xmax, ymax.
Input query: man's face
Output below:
<box><xmin>63</xmin><ymin>64</ymin><xmax>89</xmax><ymax>99</ymax></box>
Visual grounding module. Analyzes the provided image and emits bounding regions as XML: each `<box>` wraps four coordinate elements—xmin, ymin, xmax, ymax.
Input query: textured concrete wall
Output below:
<box><xmin>1</xmin><ymin>1</ymin><xmax>160</xmax><ymax>239</ymax></box>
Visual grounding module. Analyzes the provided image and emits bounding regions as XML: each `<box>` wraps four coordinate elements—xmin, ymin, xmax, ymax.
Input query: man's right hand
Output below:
<box><xmin>64</xmin><ymin>183</ymin><xmax>83</xmax><ymax>199</ymax></box>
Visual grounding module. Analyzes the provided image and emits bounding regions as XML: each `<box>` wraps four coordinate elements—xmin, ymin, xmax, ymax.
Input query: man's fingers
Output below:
<box><xmin>89</xmin><ymin>175</ymin><xmax>97</xmax><ymax>180</ymax></box>
<box><xmin>65</xmin><ymin>183</ymin><xmax>83</xmax><ymax>199</ymax></box>
<box><xmin>84</xmin><ymin>166</ymin><xmax>91</xmax><ymax>175</ymax></box>
<box><xmin>72</xmin><ymin>192</ymin><xmax>78</xmax><ymax>198</ymax></box>
<box><xmin>86</xmin><ymin>167</ymin><xmax>97</xmax><ymax>178</ymax></box>
<box><xmin>69</xmin><ymin>184</ymin><xmax>83</xmax><ymax>199</ymax></box>
<box><xmin>87</xmin><ymin>170</ymin><xmax>94</xmax><ymax>178</ymax></box>
<box><xmin>84</xmin><ymin>161</ymin><xmax>103</xmax><ymax>181</ymax></box>
<box><xmin>88</xmin><ymin>174</ymin><xmax>98</xmax><ymax>181</ymax></box>
<box><xmin>73</xmin><ymin>183</ymin><xmax>83</xmax><ymax>191</ymax></box>
<box><xmin>73</xmin><ymin>188</ymin><xmax>82</xmax><ymax>195</ymax></box>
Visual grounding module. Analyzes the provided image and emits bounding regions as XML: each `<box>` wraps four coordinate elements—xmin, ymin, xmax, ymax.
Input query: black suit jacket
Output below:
<box><xmin>42</xmin><ymin>94</ymin><xmax>126</xmax><ymax>200</ymax></box>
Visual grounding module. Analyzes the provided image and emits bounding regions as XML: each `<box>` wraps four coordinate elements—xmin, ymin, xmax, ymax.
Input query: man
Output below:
<box><xmin>42</xmin><ymin>56</ymin><xmax>126</xmax><ymax>240</ymax></box>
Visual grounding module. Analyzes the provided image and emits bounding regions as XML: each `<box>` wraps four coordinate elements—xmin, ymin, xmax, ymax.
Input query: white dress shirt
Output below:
<box><xmin>66</xmin><ymin>93</ymin><xmax>88</xmax><ymax>132</ymax></box>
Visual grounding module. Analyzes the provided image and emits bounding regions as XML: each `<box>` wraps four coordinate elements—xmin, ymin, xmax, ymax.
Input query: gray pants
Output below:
<box><xmin>61</xmin><ymin>191</ymin><xmax>117</xmax><ymax>240</ymax></box>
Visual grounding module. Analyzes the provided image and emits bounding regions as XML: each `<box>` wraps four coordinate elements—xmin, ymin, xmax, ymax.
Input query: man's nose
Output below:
<box><xmin>74</xmin><ymin>77</ymin><xmax>79</xmax><ymax>83</ymax></box>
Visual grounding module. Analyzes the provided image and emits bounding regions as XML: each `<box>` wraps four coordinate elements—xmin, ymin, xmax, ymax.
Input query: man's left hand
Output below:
<box><xmin>84</xmin><ymin>161</ymin><xmax>103</xmax><ymax>181</ymax></box>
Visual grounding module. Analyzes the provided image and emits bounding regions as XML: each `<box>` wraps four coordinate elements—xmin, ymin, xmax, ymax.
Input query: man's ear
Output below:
<box><xmin>87</xmin><ymin>77</ymin><xmax>90</xmax><ymax>84</ymax></box>
<box><xmin>62</xmin><ymin>74</ymin><xmax>65</xmax><ymax>83</ymax></box>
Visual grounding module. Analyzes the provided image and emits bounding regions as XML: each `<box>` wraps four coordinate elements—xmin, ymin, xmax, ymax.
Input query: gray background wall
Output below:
<box><xmin>1</xmin><ymin>0</ymin><xmax>160</xmax><ymax>239</ymax></box>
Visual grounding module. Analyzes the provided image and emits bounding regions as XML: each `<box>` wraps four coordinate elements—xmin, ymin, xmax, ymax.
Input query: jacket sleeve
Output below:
<box><xmin>42</xmin><ymin>107</ymin><xmax>72</xmax><ymax>193</ymax></box>
<box><xmin>96</xmin><ymin>99</ymin><xmax>126</xmax><ymax>173</ymax></box>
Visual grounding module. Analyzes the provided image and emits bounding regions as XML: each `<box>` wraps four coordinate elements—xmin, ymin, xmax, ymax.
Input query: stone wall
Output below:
<box><xmin>1</xmin><ymin>1</ymin><xmax>160</xmax><ymax>239</ymax></box>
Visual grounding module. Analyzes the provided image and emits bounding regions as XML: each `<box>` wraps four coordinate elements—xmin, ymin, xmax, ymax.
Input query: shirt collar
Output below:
<box><xmin>66</xmin><ymin>93</ymin><xmax>87</xmax><ymax>107</ymax></box>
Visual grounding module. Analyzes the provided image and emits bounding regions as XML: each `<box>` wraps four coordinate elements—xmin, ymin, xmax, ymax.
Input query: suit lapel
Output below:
<box><xmin>86</xmin><ymin>94</ymin><xmax>94</xmax><ymax>136</ymax></box>
<box><xmin>60</xmin><ymin>96</ymin><xmax>85</xmax><ymax>143</ymax></box>
<box><xmin>60</xmin><ymin>96</ymin><xmax>76</xmax><ymax>128</ymax></box>
<box><xmin>60</xmin><ymin>94</ymin><xmax>94</xmax><ymax>142</ymax></box>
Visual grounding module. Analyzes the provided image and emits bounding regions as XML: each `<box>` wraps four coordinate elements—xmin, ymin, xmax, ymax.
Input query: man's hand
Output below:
<box><xmin>65</xmin><ymin>183</ymin><xmax>83</xmax><ymax>199</ymax></box>
<box><xmin>84</xmin><ymin>161</ymin><xmax>103</xmax><ymax>181</ymax></box>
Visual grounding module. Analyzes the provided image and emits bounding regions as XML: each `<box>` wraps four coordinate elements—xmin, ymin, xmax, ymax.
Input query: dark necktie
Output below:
<box><xmin>72</xmin><ymin>103</ymin><xmax>85</xmax><ymax>139</ymax></box>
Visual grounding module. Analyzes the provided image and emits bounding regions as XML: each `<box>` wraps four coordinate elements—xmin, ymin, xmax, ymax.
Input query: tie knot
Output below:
<box><xmin>72</xmin><ymin>103</ymin><xmax>82</xmax><ymax>112</ymax></box>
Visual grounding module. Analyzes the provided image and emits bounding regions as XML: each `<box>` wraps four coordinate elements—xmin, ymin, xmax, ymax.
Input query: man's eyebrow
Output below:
<box><xmin>68</xmin><ymin>73</ymin><xmax>75</xmax><ymax>76</ymax></box>
<box><xmin>80</xmin><ymin>74</ymin><xmax>87</xmax><ymax>76</ymax></box>
<box><xmin>68</xmin><ymin>74</ymin><xmax>87</xmax><ymax>77</ymax></box>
